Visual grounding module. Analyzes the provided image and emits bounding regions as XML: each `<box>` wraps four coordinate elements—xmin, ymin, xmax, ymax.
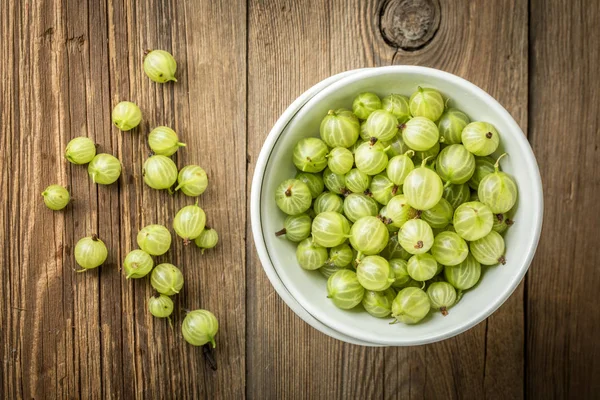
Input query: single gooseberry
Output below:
<box><xmin>65</xmin><ymin>137</ymin><xmax>96</xmax><ymax>165</ymax></box>
<box><xmin>430</xmin><ymin>231</ymin><xmax>469</xmax><ymax>266</ymax></box>
<box><xmin>385</xmin><ymin>195</ymin><xmax>418</xmax><ymax>228</ymax></box>
<box><xmin>150</xmin><ymin>263</ymin><xmax>184</xmax><ymax>295</ymax></box>
<box><xmin>42</xmin><ymin>184</ymin><xmax>70</xmax><ymax>210</ymax></box>
<box><xmin>327</xmin><ymin>243</ymin><xmax>354</xmax><ymax>268</ymax></box>
<box><xmin>143</xmin><ymin>50</ymin><xmax>177</xmax><ymax>83</ymax></box>
<box><xmin>444</xmin><ymin>254</ymin><xmax>481</xmax><ymax>290</ymax></box>
<box><xmin>327</xmin><ymin>147</ymin><xmax>354</xmax><ymax>175</ymax></box>
<box><xmin>311</xmin><ymin>211</ymin><xmax>350</xmax><ymax>248</ymax></box>
<box><xmin>320</xmin><ymin>109</ymin><xmax>360</xmax><ymax>148</ymax></box>
<box><xmin>123</xmin><ymin>249</ymin><xmax>154</xmax><ymax>279</ymax></box>
<box><xmin>148</xmin><ymin>126</ymin><xmax>186</xmax><ymax>156</ymax></box>
<box><xmin>427</xmin><ymin>282</ymin><xmax>457</xmax><ymax>316</ymax></box>
<box><xmin>421</xmin><ymin>198</ymin><xmax>453</xmax><ymax>229</ymax></box>
<box><xmin>403</xmin><ymin>157</ymin><xmax>443</xmax><ymax>210</ymax></box>
<box><xmin>364</xmin><ymin>109</ymin><xmax>399</xmax><ymax>142</ymax></box>
<box><xmin>148</xmin><ymin>293</ymin><xmax>174</xmax><ymax>318</ymax></box>
<box><xmin>292</xmin><ymin>137</ymin><xmax>329</xmax><ymax>173</ymax></box>
<box><xmin>295</xmin><ymin>172</ymin><xmax>325</xmax><ymax>199</ymax></box>
<box><xmin>313</xmin><ymin>192</ymin><xmax>344</xmax><ymax>214</ymax></box>
<box><xmin>349</xmin><ymin>216</ymin><xmax>389</xmax><ymax>257</ymax></box>
<box><xmin>382</xmin><ymin>94</ymin><xmax>410</xmax><ymax>123</ymax></box>
<box><xmin>275</xmin><ymin>213</ymin><xmax>312</xmax><ymax>242</ymax></box>
<box><xmin>173</xmin><ymin>202</ymin><xmax>206</xmax><ymax>244</ymax></box>
<box><xmin>401</xmin><ymin>117</ymin><xmax>440</xmax><ymax>151</ymax></box>
<box><xmin>369</xmin><ymin>174</ymin><xmax>398</xmax><ymax>205</ymax></box>
<box><xmin>386</xmin><ymin>151</ymin><xmax>415</xmax><ymax>185</ymax></box>
<box><xmin>438</xmin><ymin>108</ymin><xmax>470</xmax><ymax>144</ymax></box>
<box><xmin>492</xmin><ymin>212</ymin><xmax>514</xmax><ymax>234</ymax></box>
<box><xmin>391</xmin><ymin>287</ymin><xmax>431</xmax><ymax>324</ymax></box>
<box><xmin>477</xmin><ymin>154</ymin><xmax>518</xmax><ymax>213</ymax></box>
<box><xmin>461</xmin><ymin>121</ymin><xmax>500</xmax><ymax>156</ymax></box>
<box><xmin>296</xmin><ymin>237</ymin><xmax>328</xmax><ymax>270</ymax></box>
<box><xmin>385</xmin><ymin>133</ymin><xmax>411</xmax><ymax>157</ymax></box>
<box><xmin>88</xmin><ymin>153</ymin><xmax>122</xmax><ymax>185</ymax></box>
<box><xmin>406</xmin><ymin>253</ymin><xmax>438</xmax><ymax>281</ymax></box>
<box><xmin>175</xmin><ymin>165</ymin><xmax>208</xmax><ymax>197</ymax></box>
<box><xmin>362</xmin><ymin>288</ymin><xmax>396</xmax><ymax>318</ymax></box>
<box><xmin>137</xmin><ymin>224</ymin><xmax>172</xmax><ymax>256</ymax></box>
<box><xmin>343</xmin><ymin>193</ymin><xmax>380</xmax><ymax>223</ymax></box>
<box><xmin>322</xmin><ymin>167</ymin><xmax>347</xmax><ymax>195</ymax></box>
<box><xmin>408</xmin><ymin>87</ymin><xmax>445</xmax><ymax>121</ymax></box>
<box><xmin>194</xmin><ymin>227</ymin><xmax>219</xmax><ymax>253</ymax></box>
<box><xmin>354</xmin><ymin>141</ymin><xmax>388</xmax><ymax>176</ymax></box>
<box><xmin>74</xmin><ymin>234</ymin><xmax>108</xmax><ymax>270</ymax></box>
<box><xmin>326</xmin><ymin>269</ymin><xmax>364</xmax><ymax>310</ymax></box>
<box><xmin>435</xmin><ymin>144</ymin><xmax>476</xmax><ymax>184</ymax></box>
<box><xmin>413</xmin><ymin>141</ymin><xmax>440</xmax><ymax>165</ymax></box>
<box><xmin>182</xmin><ymin>309</ymin><xmax>219</xmax><ymax>347</ymax></box>
<box><xmin>470</xmin><ymin>230</ymin><xmax>506</xmax><ymax>265</ymax></box>
<box><xmin>453</xmin><ymin>201</ymin><xmax>494</xmax><ymax>241</ymax></box>
<box><xmin>356</xmin><ymin>255</ymin><xmax>395</xmax><ymax>291</ymax></box>
<box><xmin>274</xmin><ymin>179</ymin><xmax>312</xmax><ymax>215</ymax></box>
<box><xmin>398</xmin><ymin>219</ymin><xmax>434</xmax><ymax>255</ymax></box>
<box><xmin>143</xmin><ymin>155</ymin><xmax>178</xmax><ymax>190</ymax></box>
<box><xmin>442</xmin><ymin>182</ymin><xmax>470</xmax><ymax>209</ymax></box>
<box><xmin>352</xmin><ymin>92</ymin><xmax>382</xmax><ymax>120</ymax></box>
<box><xmin>389</xmin><ymin>258</ymin><xmax>411</xmax><ymax>288</ymax></box>
<box><xmin>111</xmin><ymin>101</ymin><xmax>142</xmax><ymax>131</ymax></box>
<box><xmin>345</xmin><ymin>168</ymin><xmax>372</xmax><ymax>194</ymax></box>
<box><xmin>468</xmin><ymin>156</ymin><xmax>496</xmax><ymax>190</ymax></box>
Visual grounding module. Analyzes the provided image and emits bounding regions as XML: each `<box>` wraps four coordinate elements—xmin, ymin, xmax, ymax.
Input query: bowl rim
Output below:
<box><xmin>252</xmin><ymin>65</ymin><xmax>544</xmax><ymax>346</ymax></box>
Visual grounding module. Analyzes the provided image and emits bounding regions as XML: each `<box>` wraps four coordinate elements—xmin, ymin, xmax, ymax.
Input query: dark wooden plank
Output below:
<box><xmin>527</xmin><ymin>0</ymin><xmax>600</xmax><ymax>397</ymax></box>
<box><xmin>1</xmin><ymin>0</ymin><xmax>247</xmax><ymax>398</ymax></box>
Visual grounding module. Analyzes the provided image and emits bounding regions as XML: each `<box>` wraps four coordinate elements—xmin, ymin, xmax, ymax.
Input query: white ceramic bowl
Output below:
<box><xmin>252</xmin><ymin>66</ymin><xmax>543</xmax><ymax>346</ymax></box>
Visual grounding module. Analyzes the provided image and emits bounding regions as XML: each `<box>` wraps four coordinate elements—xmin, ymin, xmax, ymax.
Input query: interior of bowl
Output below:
<box><xmin>257</xmin><ymin>66</ymin><xmax>543</xmax><ymax>345</ymax></box>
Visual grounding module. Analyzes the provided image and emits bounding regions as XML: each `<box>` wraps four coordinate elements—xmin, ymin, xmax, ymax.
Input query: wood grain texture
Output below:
<box><xmin>527</xmin><ymin>0</ymin><xmax>600</xmax><ymax>398</ymax></box>
<box><xmin>0</xmin><ymin>0</ymin><xmax>246</xmax><ymax>398</ymax></box>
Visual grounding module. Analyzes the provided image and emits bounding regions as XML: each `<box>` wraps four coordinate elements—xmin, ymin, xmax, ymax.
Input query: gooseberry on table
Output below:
<box><xmin>194</xmin><ymin>227</ymin><xmax>219</xmax><ymax>253</ymax></box>
<box><xmin>65</xmin><ymin>137</ymin><xmax>96</xmax><ymax>165</ymax></box>
<box><xmin>150</xmin><ymin>263</ymin><xmax>184</xmax><ymax>295</ymax></box>
<box><xmin>148</xmin><ymin>126</ymin><xmax>186</xmax><ymax>156</ymax></box>
<box><xmin>182</xmin><ymin>309</ymin><xmax>219</xmax><ymax>347</ymax></box>
<box><xmin>143</xmin><ymin>50</ymin><xmax>177</xmax><ymax>83</ymax></box>
<box><xmin>143</xmin><ymin>155</ymin><xmax>178</xmax><ymax>190</ymax></box>
<box><xmin>42</xmin><ymin>184</ymin><xmax>70</xmax><ymax>210</ymax></box>
<box><xmin>123</xmin><ymin>249</ymin><xmax>154</xmax><ymax>279</ymax></box>
<box><xmin>74</xmin><ymin>234</ymin><xmax>108</xmax><ymax>270</ymax></box>
<box><xmin>137</xmin><ymin>224</ymin><xmax>172</xmax><ymax>256</ymax></box>
<box><xmin>111</xmin><ymin>101</ymin><xmax>142</xmax><ymax>131</ymax></box>
<box><xmin>148</xmin><ymin>293</ymin><xmax>174</xmax><ymax>318</ymax></box>
<box><xmin>175</xmin><ymin>165</ymin><xmax>208</xmax><ymax>197</ymax></box>
<box><xmin>173</xmin><ymin>202</ymin><xmax>206</xmax><ymax>244</ymax></box>
<box><xmin>88</xmin><ymin>153</ymin><xmax>121</xmax><ymax>185</ymax></box>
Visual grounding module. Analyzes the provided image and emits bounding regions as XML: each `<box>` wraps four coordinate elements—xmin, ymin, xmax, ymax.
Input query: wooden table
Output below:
<box><xmin>1</xmin><ymin>0</ymin><xmax>598</xmax><ymax>398</ymax></box>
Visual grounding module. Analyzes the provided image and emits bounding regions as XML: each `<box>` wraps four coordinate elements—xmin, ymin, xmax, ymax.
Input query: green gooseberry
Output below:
<box><xmin>143</xmin><ymin>155</ymin><xmax>178</xmax><ymax>190</ymax></box>
<box><xmin>74</xmin><ymin>234</ymin><xmax>108</xmax><ymax>270</ymax></box>
<box><xmin>389</xmin><ymin>258</ymin><xmax>411</xmax><ymax>288</ymax></box>
<box><xmin>65</xmin><ymin>137</ymin><xmax>96</xmax><ymax>165</ymax></box>
<box><xmin>444</xmin><ymin>254</ymin><xmax>481</xmax><ymax>290</ymax></box>
<box><xmin>356</xmin><ymin>255</ymin><xmax>395</xmax><ymax>291</ymax></box>
<box><xmin>148</xmin><ymin>293</ymin><xmax>174</xmax><ymax>318</ymax></box>
<box><xmin>275</xmin><ymin>179</ymin><xmax>312</xmax><ymax>215</ymax></box>
<box><xmin>391</xmin><ymin>287</ymin><xmax>431</xmax><ymax>324</ymax></box>
<box><xmin>320</xmin><ymin>109</ymin><xmax>360</xmax><ymax>148</ymax></box>
<box><xmin>343</xmin><ymin>193</ymin><xmax>380</xmax><ymax>223</ymax></box>
<box><xmin>362</xmin><ymin>288</ymin><xmax>396</xmax><ymax>318</ymax></box>
<box><xmin>275</xmin><ymin>213</ymin><xmax>312</xmax><ymax>242</ymax></box>
<box><xmin>295</xmin><ymin>172</ymin><xmax>324</xmax><ymax>199</ymax></box>
<box><xmin>296</xmin><ymin>237</ymin><xmax>328</xmax><ymax>270</ymax></box>
<box><xmin>427</xmin><ymin>282</ymin><xmax>457</xmax><ymax>316</ymax></box>
<box><xmin>111</xmin><ymin>101</ymin><xmax>142</xmax><ymax>131</ymax></box>
<box><xmin>438</xmin><ymin>108</ymin><xmax>470</xmax><ymax>144</ymax></box>
<box><xmin>462</xmin><ymin>121</ymin><xmax>500</xmax><ymax>156</ymax></box>
<box><xmin>150</xmin><ymin>263</ymin><xmax>184</xmax><ymax>295</ymax></box>
<box><xmin>327</xmin><ymin>269</ymin><xmax>364</xmax><ymax>310</ymax></box>
<box><xmin>313</xmin><ymin>191</ymin><xmax>344</xmax><ymax>214</ymax></box>
<box><xmin>182</xmin><ymin>310</ymin><xmax>219</xmax><ymax>347</ymax></box>
<box><xmin>327</xmin><ymin>147</ymin><xmax>354</xmax><ymax>175</ymax></box>
<box><xmin>408</xmin><ymin>87</ymin><xmax>445</xmax><ymax>121</ymax></box>
<box><xmin>430</xmin><ymin>231</ymin><xmax>469</xmax><ymax>266</ymax></box>
<box><xmin>173</xmin><ymin>202</ymin><xmax>206</xmax><ymax>244</ymax></box>
<box><xmin>88</xmin><ymin>153</ymin><xmax>122</xmax><ymax>185</ymax></box>
<box><xmin>382</xmin><ymin>94</ymin><xmax>410</xmax><ymax>123</ymax></box>
<box><xmin>292</xmin><ymin>137</ymin><xmax>329</xmax><ymax>173</ymax></box>
<box><xmin>143</xmin><ymin>50</ymin><xmax>177</xmax><ymax>83</ymax></box>
<box><xmin>345</xmin><ymin>168</ymin><xmax>371</xmax><ymax>194</ymax></box>
<box><xmin>42</xmin><ymin>184</ymin><xmax>70</xmax><ymax>210</ymax></box>
<box><xmin>407</xmin><ymin>253</ymin><xmax>438</xmax><ymax>281</ymax></box>
<box><xmin>148</xmin><ymin>126</ymin><xmax>186</xmax><ymax>156</ymax></box>
<box><xmin>123</xmin><ymin>249</ymin><xmax>154</xmax><ymax>279</ymax></box>
<box><xmin>175</xmin><ymin>165</ymin><xmax>208</xmax><ymax>197</ymax></box>
<box><xmin>137</xmin><ymin>224</ymin><xmax>172</xmax><ymax>256</ymax></box>
<box><xmin>352</xmin><ymin>92</ymin><xmax>382</xmax><ymax>120</ymax></box>
<box><xmin>349</xmin><ymin>216</ymin><xmax>389</xmax><ymax>257</ymax></box>
<box><xmin>194</xmin><ymin>227</ymin><xmax>219</xmax><ymax>253</ymax></box>
<box><xmin>311</xmin><ymin>211</ymin><xmax>350</xmax><ymax>248</ymax></box>
<box><xmin>477</xmin><ymin>154</ymin><xmax>518</xmax><ymax>214</ymax></box>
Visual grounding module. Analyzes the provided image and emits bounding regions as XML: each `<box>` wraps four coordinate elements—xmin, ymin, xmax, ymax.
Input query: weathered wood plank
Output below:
<box><xmin>527</xmin><ymin>0</ymin><xmax>600</xmax><ymax>397</ymax></box>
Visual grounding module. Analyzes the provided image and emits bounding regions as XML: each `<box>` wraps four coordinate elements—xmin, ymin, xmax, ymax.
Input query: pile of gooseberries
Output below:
<box><xmin>41</xmin><ymin>49</ymin><xmax>220</xmax><ymax>360</ymax></box>
<box><xmin>275</xmin><ymin>87</ymin><xmax>518</xmax><ymax>325</ymax></box>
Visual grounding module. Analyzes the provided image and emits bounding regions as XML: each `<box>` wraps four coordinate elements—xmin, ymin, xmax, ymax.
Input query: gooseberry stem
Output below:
<box><xmin>440</xmin><ymin>307</ymin><xmax>449</xmax><ymax>316</ymax></box>
<box><xmin>391</xmin><ymin>185</ymin><xmax>399</xmax><ymax>196</ymax></box>
<box><xmin>443</xmin><ymin>180</ymin><xmax>453</xmax><ymax>189</ymax></box>
<box><xmin>498</xmin><ymin>256</ymin><xmax>507</xmax><ymax>265</ymax></box>
<box><xmin>369</xmin><ymin>137</ymin><xmax>378</xmax><ymax>146</ymax></box>
<box><xmin>421</xmin><ymin>156</ymin><xmax>434</xmax><ymax>167</ymax></box>
<box><xmin>404</xmin><ymin>150</ymin><xmax>415</xmax><ymax>157</ymax></box>
<box><xmin>178</xmin><ymin>142</ymin><xmax>187</xmax><ymax>147</ymax></box>
<box><xmin>275</xmin><ymin>228</ymin><xmax>287</xmax><ymax>237</ymax></box>
<box><xmin>495</xmin><ymin>153</ymin><xmax>508</xmax><ymax>171</ymax></box>
<box><xmin>91</xmin><ymin>234</ymin><xmax>99</xmax><ymax>241</ymax></box>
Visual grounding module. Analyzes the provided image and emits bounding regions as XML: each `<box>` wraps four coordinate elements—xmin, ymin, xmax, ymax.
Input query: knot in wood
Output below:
<box><xmin>379</xmin><ymin>0</ymin><xmax>441</xmax><ymax>50</ymax></box>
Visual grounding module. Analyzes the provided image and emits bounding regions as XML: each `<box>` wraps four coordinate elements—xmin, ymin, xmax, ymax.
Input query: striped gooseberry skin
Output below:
<box><xmin>327</xmin><ymin>269</ymin><xmax>365</xmax><ymax>309</ymax></box>
<box><xmin>173</xmin><ymin>203</ymin><xmax>206</xmax><ymax>242</ymax></box>
<box><xmin>438</xmin><ymin>108</ymin><xmax>470</xmax><ymax>144</ymax></box>
<box><xmin>137</xmin><ymin>224</ymin><xmax>172</xmax><ymax>256</ymax></box>
<box><xmin>143</xmin><ymin>50</ymin><xmax>177</xmax><ymax>83</ymax></box>
<box><xmin>320</xmin><ymin>109</ymin><xmax>360</xmax><ymax>148</ymax></box>
<box><xmin>65</xmin><ymin>137</ymin><xmax>96</xmax><ymax>165</ymax></box>
<box><xmin>313</xmin><ymin>191</ymin><xmax>344</xmax><ymax>214</ymax></box>
<box><xmin>385</xmin><ymin>133</ymin><xmax>411</xmax><ymax>157</ymax></box>
<box><xmin>403</xmin><ymin>162</ymin><xmax>443</xmax><ymax>210</ymax></box>
<box><xmin>492</xmin><ymin>212</ymin><xmax>513</xmax><ymax>234</ymax></box>
<box><xmin>311</xmin><ymin>211</ymin><xmax>350</xmax><ymax>248</ymax></box>
<box><xmin>391</xmin><ymin>287</ymin><xmax>431</xmax><ymax>324</ymax></box>
<box><xmin>181</xmin><ymin>310</ymin><xmax>219</xmax><ymax>347</ymax></box>
<box><xmin>421</xmin><ymin>198</ymin><xmax>453</xmax><ymax>229</ymax></box>
<box><xmin>148</xmin><ymin>294</ymin><xmax>174</xmax><ymax>318</ymax></box>
<box><xmin>389</xmin><ymin>258</ymin><xmax>411</xmax><ymax>288</ymax></box>
<box><xmin>322</xmin><ymin>167</ymin><xmax>347</xmax><ymax>195</ymax></box>
<box><xmin>379</xmin><ymin>233</ymin><xmax>411</xmax><ymax>261</ymax></box>
<box><xmin>461</xmin><ymin>121</ymin><xmax>500</xmax><ymax>156</ymax></box>
<box><xmin>175</xmin><ymin>165</ymin><xmax>208</xmax><ymax>197</ymax></box>
<box><xmin>364</xmin><ymin>109</ymin><xmax>399</xmax><ymax>142</ymax></box>
<box><xmin>123</xmin><ymin>249</ymin><xmax>154</xmax><ymax>279</ymax></box>
<box><xmin>453</xmin><ymin>201</ymin><xmax>494</xmax><ymax>241</ymax></box>
<box><xmin>343</xmin><ymin>193</ymin><xmax>380</xmax><ymax>223</ymax></box>
<box><xmin>387</xmin><ymin>151</ymin><xmax>415</xmax><ymax>185</ymax></box>
<box><xmin>345</xmin><ymin>168</ymin><xmax>371</xmax><ymax>193</ymax></box>
<box><xmin>143</xmin><ymin>155</ymin><xmax>177</xmax><ymax>190</ymax></box>
<box><xmin>328</xmin><ymin>243</ymin><xmax>354</xmax><ymax>267</ymax></box>
<box><xmin>470</xmin><ymin>230</ymin><xmax>506</xmax><ymax>265</ymax></box>
<box><xmin>431</xmin><ymin>231</ymin><xmax>469</xmax><ymax>266</ymax></box>
<box><xmin>401</xmin><ymin>117</ymin><xmax>440</xmax><ymax>151</ymax></box>
<box><xmin>398</xmin><ymin>219</ymin><xmax>434</xmax><ymax>255</ymax></box>
<box><xmin>350</xmin><ymin>138</ymin><xmax>366</xmax><ymax>154</ymax></box>
<box><xmin>74</xmin><ymin>235</ymin><xmax>108</xmax><ymax>270</ymax></box>
<box><xmin>295</xmin><ymin>237</ymin><xmax>328</xmax><ymax>270</ymax></box>
<box><xmin>386</xmin><ymin>195</ymin><xmax>418</xmax><ymax>228</ymax></box>
<box><xmin>277</xmin><ymin>213</ymin><xmax>312</xmax><ymax>242</ymax></box>
<box><xmin>295</xmin><ymin>172</ymin><xmax>324</xmax><ymax>199</ymax></box>
<box><xmin>378</xmin><ymin>206</ymin><xmax>399</xmax><ymax>233</ymax></box>
<box><xmin>477</xmin><ymin>156</ymin><xmax>518</xmax><ymax>213</ymax></box>
<box><xmin>88</xmin><ymin>153</ymin><xmax>122</xmax><ymax>185</ymax></box>
<box><xmin>42</xmin><ymin>184</ymin><xmax>70</xmax><ymax>211</ymax></box>
<box><xmin>352</xmin><ymin>92</ymin><xmax>382</xmax><ymax>120</ymax></box>
<box><xmin>407</xmin><ymin>253</ymin><xmax>438</xmax><ymax>281</ymax></box>
<box><xmin>468</xmin><ymin>156</ymin><xmax>496</xmax><ymax>190</ymax></box>
<box><xmin>435</xmin><ymin>144</ymin><xmax>476</xmax><ymax>184</ymax></box>
<box><xmin>369</xmin><ymin>174</ymin><xmax>398</xmax><ymax>205</ymax></box>
<box><xmin>195</xmin><ymin>228</ymin><xmax>219</xmax><ymax>252</ymax></box>
<box><xmin>427</xmin><ymin>282</ymin><xmax>457</xmax><ymax>316</ymax></box>
<box><xmin>444</xmin><ymin>253</ymin><xmax>481</xmax><ymax>290</ymax></box>
<box><xmin>382</xmin><ymin>94</ymin><xmax>411</xmax><ymax>123</ymax></box>
<box><xmin>409</xmin><ymin>87</ymin><xmax>445</xmax><ymax>122</ymax></box>
<box><xmin>275</xmin><ymin>179</ymin><xmax>312</xmax><ymax>215</ymax></box>
<box><xmin>413</xmin><ymin>141</ymin><xmax>440</xmax><ymax>165</ymax></box>
<box><xmin>327</xmin><ymin>147</ymin><xmax>354</xmax><ymax>175</ymax></box>
<box><xmin>150</xmin><ymin>263</ymin><xmax>184</xmax><ymax>295</ymax></box>
<box><xmin>349</xmin><ymin>216</ymin><xmax>389</xmax><ymax>256</ymax></box>
<box><xmin>360</xmin><ymin>121</ymin><xmax>370</xmax><ymax>141</ymax></box>
<box><xmin>148</xmin><ymin>126</ymin><xmax>186</xmax><ymax>156</ymax></box>
<box><xmin>111</xmin><ymin>101</ymin><xmax>142</xmax><ymax>131</ymax></box>
<box><xmin>362</xmin><ymin>289</ymin><xmax>396</xmax><ymax>318</ymax></box>
<box><xmin>356</xmin><ymin>255</ymin><xmax>395</xmax><ymax>291</ymax></box>
<box><xmin>319</xmin><ymin>263</ymin><xmax>351</xmax><ymax>279</ymax></box>
<box><xmin>442</xmin><ymin>182</ymin><xmax>470</xmax><ymax>210</ymax></box>
<box><xmin>355</xmin><ymin>141</ymin><xmax>389</xmax><ymax>176</ymax></box>
<box><xmin>292</xmin><ymin>137</ymin><xmax>329</xmax><ymax>173</ymax></box>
